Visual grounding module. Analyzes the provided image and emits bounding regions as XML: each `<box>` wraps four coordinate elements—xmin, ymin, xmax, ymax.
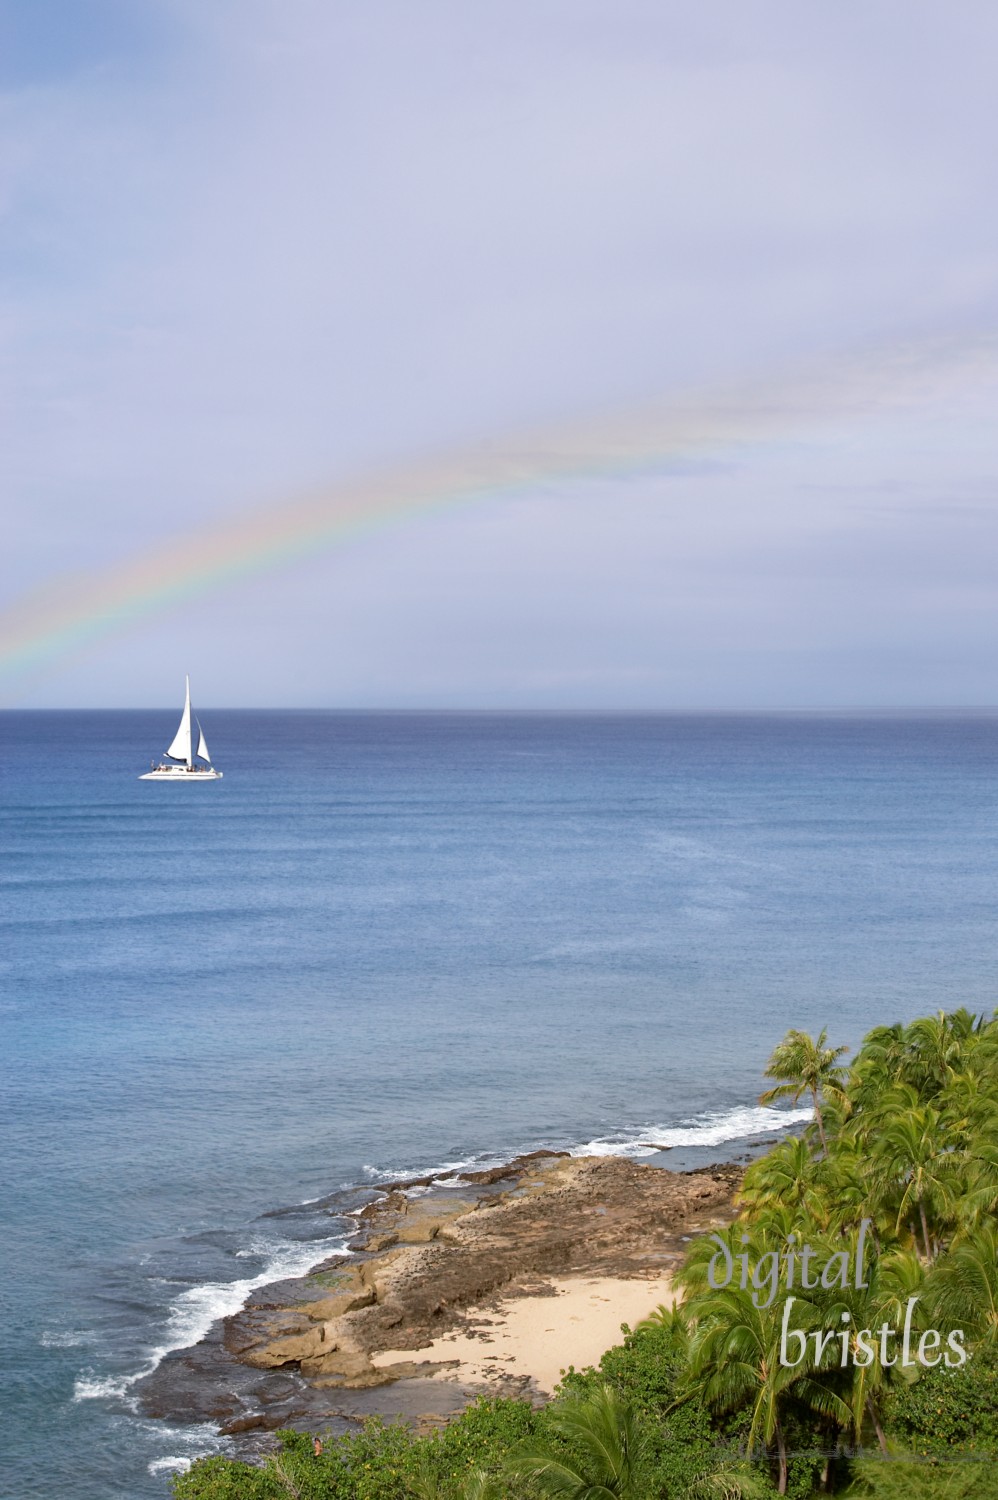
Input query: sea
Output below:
<box><xmin>3</xmin><ymin>709</ymin><xmax>998</xmax><ymax>1498</ymax></box>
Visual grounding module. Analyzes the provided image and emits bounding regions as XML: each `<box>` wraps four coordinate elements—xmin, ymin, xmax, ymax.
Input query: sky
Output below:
<box><xmin>3</xmin><ymin>1</ymin><xmax>998</xmax><ymax>708</ymax></box>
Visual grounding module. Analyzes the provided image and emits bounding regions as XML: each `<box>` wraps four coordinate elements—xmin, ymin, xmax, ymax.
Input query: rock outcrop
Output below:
<box><xmin>136</xmin><ymin>1152</ymin><xmax>739</xmax><ymax>1439</ymax></box>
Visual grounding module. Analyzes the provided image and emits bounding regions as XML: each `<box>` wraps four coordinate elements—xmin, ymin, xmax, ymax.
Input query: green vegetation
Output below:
<box><xmin>173</xmin><ymin>1009</ymin><xmax>998</xmax><ymax>1499</ymax></box>
<box><xmin>509</xmin><ymin>1383</ymin><xmax>652</xmax><ymax>1496</ymax></box>
<box><xmin>171</xmin><ymin>1399</ymin><xmax>539</xmax><ymax>1499</ymax></box>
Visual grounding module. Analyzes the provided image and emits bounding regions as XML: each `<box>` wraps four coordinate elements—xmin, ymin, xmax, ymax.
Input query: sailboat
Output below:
<box><xmin>139</xmin><ymin>676</ymin><xmax>223</xmax><ymax>780</ymax></box>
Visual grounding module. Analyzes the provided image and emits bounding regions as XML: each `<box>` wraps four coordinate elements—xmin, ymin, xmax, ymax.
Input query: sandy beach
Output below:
<box><xmin>372</xmin><ymin>1272</ymin><xmax>678</xmax><ymax>1395</ymax></box>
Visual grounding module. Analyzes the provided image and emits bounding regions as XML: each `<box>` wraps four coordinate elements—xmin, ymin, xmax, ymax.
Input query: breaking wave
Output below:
<box><xmin>360</xmin><ymin>1102</ymin><xmax>811</xmax><ymax>1183</ymax></box>
<box><xmin>570</xmin><ymin>1104</ymin><xmax>813</xmax><ymax>1157</ymax></box>
<box><xmin>73</xmin><ymin>1233</ymin><xmax>351</xmax><ymax>1403</ymax></box>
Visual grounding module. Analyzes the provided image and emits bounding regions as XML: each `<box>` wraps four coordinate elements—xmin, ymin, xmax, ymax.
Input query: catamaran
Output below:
<box><xmin>139</xmin><ymin>676</ymin><xmax>223</xmax><ymax>780</ymax></box>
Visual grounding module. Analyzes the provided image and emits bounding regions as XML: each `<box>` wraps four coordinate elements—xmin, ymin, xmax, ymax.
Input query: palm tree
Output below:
<box><xmin>405</xmin><ymin>1451</ymin><xmax>509</xmax><ymax>1499</ymax></box>
<box><xmin>508</xmin><ymin>1384</ymin><xmax>652</xmax><ymax>1499</ymax></box>
<box><xmin>938</xmin><ymin>1068</ymin><xmax>997</xmax><ymax>1138</ymax></box>
<box><xmin>872</xmin><ymin>1245</ymin><xmax>927</xmax><ymax>1330</ymax></box>
<box><xmin>685</xmin><ymin>1464</ymin><xmax>773</xmax><ymax>1498</ymax></box>
<box><xmin>852</xmin><ymin>1010</ymin><xmax>992</xmax><ymax>1108</ymax></box>
<box><xmin>759</xmin><ymin>1029</ymin><xmax>848</xmax><ymax>1153</ymax></box>
<box><xmin>635</xmin><ymin>1298</ymin><xmax>691</xmax><ymax>1347</ymax></box>
<box><xmin>903</xmin><ymin>1012</ymin><xmax>976</xmax><ymax>1094</ymax></box>
<box><xmin>684</xmin><ymin>1284</ymin><xmax>847</xmax><ymax>1495</ymax></box>
<box><xmin>853</xmin><ymin>1023</ymin><xmax>907</xmax><ymax>1087</ymax></box>
<box><xmin>953</xmin><ymin>1135</ymin><xmax>998</xmax><ymax>1230</ymax></box>
<box><xmin>675</xmin><ymin>1222</ymin><xmax>735</xmax><ymax>1295</ymax></box>
<box><xmin>738</xmin><ymin>1135</ymin><xmax>846</xmax><ymax>1227</ymax></box>
<box><xmin>816</xmin><ymin>1143</ymin><xmax>874</xmax><ymax>1238</ymax></box>
<box><xmin>813</xmin><ymin>1244</ymin><xmax>926</xmax><ymax>1456</ymax></box>
<box><xmin>928</xmin><ymin>1220</ymin><xmax>998</xmax><ymax>1347</ymax></box>
<box><xmin>869</xmin><ymin>1106</ymin><xmax>956</xmax><ymax>1260</ymax></box>
<box><xmin>456</xmin><ymin>1475</ymin><xmax>507</xmax><ymax>1500</ymax></box>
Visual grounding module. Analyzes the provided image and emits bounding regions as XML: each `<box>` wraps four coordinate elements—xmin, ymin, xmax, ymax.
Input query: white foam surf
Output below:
<box><xmin>361</xmin><ymin>1154</ymin><xmax>491</xmax><ymax>1183</ymax></box>
<box><xmin>361</xmin><ymin>1104</ymin><xmax>812</xmax><ymax>1183</ymax></box>
<box><xmin>73</xmin><ymin>1234</ymin><xmax>352</xmax><ymax>1404</ymax></box>
<box><xmin>73</xmin><ymin>1373</ymin><xmax>138</xmax><ymax>1402</ymax></box>
<box><xmin>571</xmin><ymin>1104</ymin><xmax>813</xmax><ymax>1158</ymax></box>
<box><xmin>123</xmin><ymin>1417</ymin><xmax>228</xmax><ymax>1476</ymax></box>
<box><xmin>148</xmin><ymin>1457</ymin><xmax>192</xmax><ymax>1476</ymax></box>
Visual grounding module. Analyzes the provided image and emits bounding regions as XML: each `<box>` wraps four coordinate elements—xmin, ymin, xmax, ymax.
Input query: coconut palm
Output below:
<box><xmin>675</xmin><ymin>1222</ymin><xmax>749</xmax><ymax>1299</ymax></box>
<box><xmin>852</xmin><ymin>1023</ymin><xmax>908</xmax><ymax>1090</ymax></box>
<box><xmin>902</xmin><ymin>1011</ymin><xmax>979</xmax><ymax>1095</ymax></box>
<box><xmin>811</xmin><ymin>1244</ymin><xmax>926</xmax><ymax>1456</ymax></box>
<box><xmin>852</xmin><ymin>1010</ymin><xmax>992</xmax><ymax>1110</ymax></box>
<box><xmin>869</xmin><ymin>1106</ymin><xmax>957</xmax><ymax>1260</ymax></box>
<box><xmin>953</xmin><ymin>1136</ymin><xmax>998</xmax><ymax>1230</ymax></box>
<box><xmin>872</xmin><ymin>1245</ymin><xmax>927</xmax><ymax>1328</ymax></box>
<box><xmin>738</xmin><ymin>1136</ymin><xmax>828</xmax><ymax>1221</ymax></box>
<box><xmin>928</xmin><ymin>1219</ymin><xmax>998</xmax><ymax>1347</ymax></box>
<box><xmin>405</xmin><ymin>1443</ymin><xmax>524</xmax><ymax>1500</ymax></box>
<box><xmin>635</xmin><ymin>1298</ymin><xmax>691</xmax><ymax>1349</ymax></box>
<box><xmin>737</xmin><ymin>1200</ymin><xmax>806</xmax><ymax>1251</ymax></box>
<box><xmin>684</xmin><ymin>1284</ymin><xmax>847</xmax><ymax>1495</ymax></box>
<box><xmin>817</xmin><ymin>1143</ymin><xmax>874</xmax><ymax>1237</ymax></box>
<box><xmin>938</xmin><ymin>1068</ymin><xmax>998</xmax><ymax>1140</ymax></box>
<box><xmin>406</xmin><ymin>1468</ymin><xmax>508</xmax><ymax>1500</ymax></box>
<box><xmin>508</xmin><ymin>1384</ymin><xmax>652</xmax><ymax>1499</ymax></box>
<box><xmin>455</xmin><ymin>1474</ymin><xmax>507</xmax><ymax>1500</ymax></box>
<box><xmin>759</xmin><ymin>1028</ymin><xmax>848</xmax><ymax>1153</ymax></box>
<box><xmin>685</xmin><ymin>1463</ymin><xmax>774</xmax><ymax>1498</ymax></box>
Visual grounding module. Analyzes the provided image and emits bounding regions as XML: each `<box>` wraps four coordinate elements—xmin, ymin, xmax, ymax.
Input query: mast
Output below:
<box><xmin>166</xmin><ymin>674</ymin><xmax>194</xmax><ymax>765</ymax></box>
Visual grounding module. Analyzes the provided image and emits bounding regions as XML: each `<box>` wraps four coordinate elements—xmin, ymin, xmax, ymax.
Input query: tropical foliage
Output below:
<box><xmin>508</xmin><ymin>1382</ymin><xmax>653</xmax><ymax>1496</ymax></box>
<box><xmin>668</xmin><ymin>1007</ymin><xmax>998</xmax><ymax>1492</ymax></box>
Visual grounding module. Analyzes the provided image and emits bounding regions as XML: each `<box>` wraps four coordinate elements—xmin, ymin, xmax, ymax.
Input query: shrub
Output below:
<box><xmin>172</xmin><ymin>1399</ymin><xmax>540</xmax><ymax>1500</ymax></box>
<box><xmin>881</xmin><ymin>1344</ymin><xmax>998</xmax><ymax>1458</ymax></box>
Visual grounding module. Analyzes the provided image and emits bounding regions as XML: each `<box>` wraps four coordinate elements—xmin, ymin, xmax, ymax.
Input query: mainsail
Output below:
<box><xmin>166</xmin><ymin>675</ymin><xmax>194</xmax><ymax>763</ymax></box>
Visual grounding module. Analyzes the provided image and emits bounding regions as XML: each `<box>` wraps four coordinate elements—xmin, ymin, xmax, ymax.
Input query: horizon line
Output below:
<box><xmin>6</xmin><ymin>703</ymin><xmax>998</xmax><ymax>716</ymax></box>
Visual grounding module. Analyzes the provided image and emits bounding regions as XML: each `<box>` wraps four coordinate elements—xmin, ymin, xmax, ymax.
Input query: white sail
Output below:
<box><xmin>166</xmin><ymin>675</ymin><xmax>193</xmax><ymax>763</ymax></box>
<box><xmin>195</xmin><ymin>720</ymin><xmax>211</xmax><ymax>764</ymax></box>
<box><xmin>139</xmin><ymin>675</ymin><xmax>223</xmax><ymax>779</ymax></box>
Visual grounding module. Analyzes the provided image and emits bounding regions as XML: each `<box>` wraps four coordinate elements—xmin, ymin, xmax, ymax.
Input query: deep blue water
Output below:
<box><xmin>3</xmin><ymin>710</ymin><xmax>998</xmax><ymax>1497</ymax></box>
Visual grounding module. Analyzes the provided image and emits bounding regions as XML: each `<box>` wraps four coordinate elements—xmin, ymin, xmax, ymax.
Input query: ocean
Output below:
<box><xmin>3</xmin><ymin>710</ymin><xmax>997</xmax><ymax>1497</ymax></box>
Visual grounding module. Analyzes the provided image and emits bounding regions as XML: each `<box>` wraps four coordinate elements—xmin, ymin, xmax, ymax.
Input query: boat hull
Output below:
<box><xmin>139</xmin><ymin>767</ymin><xmax>223</xmax><ymax>780</ymax></box>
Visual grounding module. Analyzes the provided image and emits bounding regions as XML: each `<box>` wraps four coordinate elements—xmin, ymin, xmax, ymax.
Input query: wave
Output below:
<box><xmin>570</xmin><ymin>1104</ymin><xmax>813</xmax><ymax>1157</ymax></box>
<box><xmin>115</xmin><ymin>1416</ymin><xmax>230</xmax><ymax>1478</ymax></box>
<box><xmin>74</xmin><ymin>1372</ymin><xmax>138</xmax><ymax>1402</ymax></box>
<box><xmin>145</xmin><ymin>1420</ymin><xmax>230</xmax><ymax>1476</ymax></box>
<box><xmin>149</xmin><ymin>1457</ymin><xmax>193</xmax><ymax>1476</ymax></box>
<box><xmin>73</xmin><ymin>1233</ymin><xmax>352</xmax><ymax>1404</ymax></box>
<box><xmin>360</xmin><ymin>1103</ymin><xmax>812</xmax><ymax>1184</ymax></box>
<box><xmin>361</xmin><ymin>1154</ymin><xmax>494</xmax><ymax>1183</ymax></box>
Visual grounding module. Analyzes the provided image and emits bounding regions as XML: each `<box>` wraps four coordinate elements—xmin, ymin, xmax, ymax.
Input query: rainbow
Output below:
<box><xmin>2</xmin><ymin>333</ymin><xmax>993</xmax><ymax>698</ymax></box>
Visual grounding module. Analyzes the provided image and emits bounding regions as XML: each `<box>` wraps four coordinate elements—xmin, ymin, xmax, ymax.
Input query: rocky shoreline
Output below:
<box><xmin>136</xmin><ymin>1151</ymin><xmax>741</xmax><ymax>1446</ymax></box>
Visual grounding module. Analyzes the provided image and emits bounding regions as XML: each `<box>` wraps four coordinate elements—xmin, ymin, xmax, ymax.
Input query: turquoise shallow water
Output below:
<box><xmin>3</xmin><ymin>710</ymin><xmax>998</xmax><ymax>1496</ymax></box>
